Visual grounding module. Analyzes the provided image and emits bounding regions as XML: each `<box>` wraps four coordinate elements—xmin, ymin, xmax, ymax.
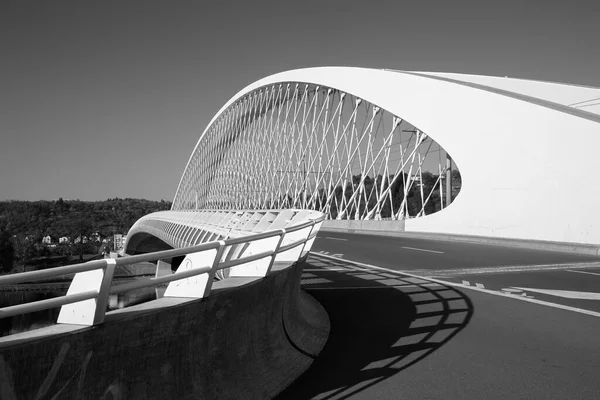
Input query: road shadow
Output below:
<box><xmin>277</xmin><ymin>255</ymin><xmax>474</xmax><ymax>400</ymax></box>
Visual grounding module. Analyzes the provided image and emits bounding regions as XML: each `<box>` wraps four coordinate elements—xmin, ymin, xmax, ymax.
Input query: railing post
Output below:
<box><xmin>274</xmin><ymin>222</ymin><xmax>313</xmax><ymax>263</ymax></box>
<box><xmin>163</xmin><ymin>241</ymin><xmax>225</xmax><ymax>299</ymax></box>
<box><xmin>156</xmin><ymin>259</ymin><xmax>174</xmax><ymax>278</ymax></box>
<box><xmin>58</xmin><ymin>259</ymin><xmax>115</xmax><ymax>326</ymax></box>
<box><xmin>228</xmin><ymin>230</ymin><xmax>284</xmax><ymax>277</ymax></box>
<box><xmin>93</xmin><ymin>258</ymin><xmax>116</xmax><ymax>325</ymax></box>
<box><xmin>302</xmin><ymin>220</ymin><xmax>322</xmax><ymax>256</ymax></box>
<box><xmin>205</xmin><ymin>242</ymin><xmax>226</xmax><ymax>297</ymax></box>
<box><xmin>266</xmin><ymin>230</ymin><xmax>286</xmax><ymax>275</ymax></box>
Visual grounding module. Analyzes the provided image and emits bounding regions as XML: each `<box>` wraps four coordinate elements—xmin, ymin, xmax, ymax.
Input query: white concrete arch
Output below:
<box><xmin>174</xmin><ymin>67</ymin><xmax>600</xmax><ymax>245</ymax></box>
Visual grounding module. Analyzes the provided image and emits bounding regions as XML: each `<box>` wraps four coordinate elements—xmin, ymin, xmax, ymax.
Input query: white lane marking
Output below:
<box><xmin>418</xmin><ymin>262</ymin><xmax>600</xmax><ymax>276</ymax></box>
<box><xmin>332</xmin><ymin>253</ymin><xmax>344</xmax><ymax>257</ymax></box>
<box><xmin>401</xmin><ymin>246</ymin><xmax>444</xmax><ymax>254</ymax></box>
<box><xmin>311</xmin><ymin>253</ymin><xmax>600</xmax><ymax>318</ymax></box>
<box><xmin>512</xmin><ymin>287</ymin><xmax>600</xmax><ymax>300</ymax></box>
<box><xmin>501</xmin><ymin>288</ymin><xmax>523</xmax><ymax>293</ymax></box>
<box><xmin>301</xmin><ymin>278</ymin><xmax>333</xmax><ymax>285</ymax></box>
<box><xmin>305</xmin><ymin>285</ymin><xmax>419</xmax><ymax>290</ymax></box>
<box><xmin>567</xmin><ymin>269</ymin><xmax>600</xmax><ymax>277</ymax></box>
<box><xmin>303</xmin><ymin>268</ymin><xmax>346</xmax><ymax>272</ymax></box>
<box><xmin>462</xmin><ymin>281</ymin><xmax>485</xmax><ymax>289</ymax></box>
<box><xmin>323</xmin><ymin>237</ymin><xmax>348</xmax><ymax>241</ymax></box>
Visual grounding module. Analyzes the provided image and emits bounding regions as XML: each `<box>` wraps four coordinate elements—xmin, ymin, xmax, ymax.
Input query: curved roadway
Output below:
<box><xmin>278</xmin><ymin>232</ymin><xmax>600</xmax><ymax>399</ymax></box>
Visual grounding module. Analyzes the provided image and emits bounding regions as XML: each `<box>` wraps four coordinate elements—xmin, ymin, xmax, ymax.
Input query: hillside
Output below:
<box><xmin>0</xmin><ymin>198</ymin><xmax>171</xmax><ymax>271</ymax></box>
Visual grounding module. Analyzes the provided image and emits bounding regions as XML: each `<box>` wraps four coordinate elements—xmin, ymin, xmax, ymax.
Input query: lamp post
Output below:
<box><xmin>446</xmin><ymin>153</ymin><xmax>453</xmax><ymax>205</ymax></box>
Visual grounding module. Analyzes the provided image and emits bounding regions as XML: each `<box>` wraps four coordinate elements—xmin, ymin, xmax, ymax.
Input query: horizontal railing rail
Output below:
<box><xmin>0</xmin><ymin>259</ymin><xmax>108</xmax><ymax>286</ymax></box>
<box><xmin>219</xmin><ymin>250</ymin><xmax>275</xmax><ymax>269</ymax></box>
<box><xmin>115</xmin><ymin>241</ymin><xmax>222</xmax><ymax>266</ymax></box>
<box><xmin>0</xmin><ymin>290</ymin><xmax>99</xmax><ymax>320</ymax></box>
<box><xmin>0</xmin><ymin>213</ymin><xmax>325</xmax><ymax>329</ymax></box>
<box><xmin>109</xmin><ymin>265</ymin><xmax>214</xmax><ymax>295</ymax></box>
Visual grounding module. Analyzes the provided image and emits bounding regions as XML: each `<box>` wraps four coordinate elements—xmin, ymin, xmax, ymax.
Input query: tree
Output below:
<box><xmin>0</xmin><ymin>229</ymin><xmax>15</xmax><ymax>273</ymax></box>
<box><xmin>0</xmin><ymin>198</ymin><xmax>172</xmax><ymax>263</ymax></box>
<box><xmin>451</xmin><ymin>169</ymin><xmax>462</xmax><ymax>198</ymax></box>
<box><xmin>71</xmin><ymin>218</ymin><xmax>94</xmax><ymax>262</ymax></box>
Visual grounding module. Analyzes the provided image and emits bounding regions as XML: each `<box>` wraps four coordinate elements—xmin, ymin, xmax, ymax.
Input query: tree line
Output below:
<box><xmin>0</xmin><ymin>198</ymin><xmax>172</xmax><ymax>272</ymax></box>
<box><xmin>277</xmin><ymin>170</ymin><xmax>462</xmax><ymax>219</ymax></box>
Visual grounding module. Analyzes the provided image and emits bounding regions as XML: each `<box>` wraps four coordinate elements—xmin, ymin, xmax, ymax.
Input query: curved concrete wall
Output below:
<box><xmin>0</xmin><ymin>261</ymin><xmax>329</xmax><ymax>399</ymax></box>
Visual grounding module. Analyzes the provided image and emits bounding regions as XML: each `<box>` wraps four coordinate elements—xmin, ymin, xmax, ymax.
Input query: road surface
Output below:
<box><xmin>277</xmin><ymin>233</ymin><xmax>600</xmax><ymax>399</ymax></box>
<box><xmin>312</xmin><ymin>232</ymin><xmax>600</xmax><ymax>313</ymax></box>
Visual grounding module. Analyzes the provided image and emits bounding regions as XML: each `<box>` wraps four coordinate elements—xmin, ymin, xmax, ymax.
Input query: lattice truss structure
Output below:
<box><xmin>173</xmin><ymin>83</ymin><xmax>460</xmax><ymax>220</ymax></box>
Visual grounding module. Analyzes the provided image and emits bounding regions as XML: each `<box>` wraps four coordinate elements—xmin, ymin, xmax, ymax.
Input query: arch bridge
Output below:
<box><xmin>166</xmin><ymin>67</ymin><xmax>600</xmax><ymax>246</ymax></box>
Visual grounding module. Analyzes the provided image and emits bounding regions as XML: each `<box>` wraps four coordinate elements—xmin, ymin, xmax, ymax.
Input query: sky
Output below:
<box><xmin>1</xmin><ymin>0</ymin><xmax>599</xmax><ymax>202</ymax></box>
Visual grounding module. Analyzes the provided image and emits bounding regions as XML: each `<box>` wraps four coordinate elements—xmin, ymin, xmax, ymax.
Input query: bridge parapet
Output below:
<box><xmin>0</xmin><ymin>209</ymin><xmax>324</xmax><ymax>328</ymax></box>
<box><xmin>0</xmin><ymin>252</ymin><xmax>329</xmax><ymax>399</ymax></box>
<box><xmin>0</xmin><ymin>210</ymin><xmax>328</xmax><ymax>398</ymax></box>
<box><xmin>126</xmin><ymin>209</ymin><xmax>321</xmax><ymax>251</ymax></box>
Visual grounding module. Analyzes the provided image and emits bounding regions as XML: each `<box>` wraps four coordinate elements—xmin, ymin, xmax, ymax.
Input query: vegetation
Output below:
<box><xmin>0</xmin><ymin>198</ymin><xmax>171</xmax><ymax>272</ymax></box>
<box><xmin>281</xmin><ymin>170</ymin><xmax>462</xmax><ymax>220</ymax></box>
<box><xmin>0</xmin><ymin>171</ymin><xmax>461</xmax><ymax>272</ymax></box>
<box><xmin>0</xmin><ymin>229</ymin><xmax>14</xmax><ymax>273</ymax></box>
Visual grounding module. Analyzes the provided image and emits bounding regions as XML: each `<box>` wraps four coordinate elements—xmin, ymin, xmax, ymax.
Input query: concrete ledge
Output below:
<box><xmin>321</xmin><ymin>220</ymin><xmax>600</xmax><ymax>256</ymax></box>
<box><xmin>322</xmin><ymin>219</ymin><xmax>405</xmax><ymax>234</ymax></box>
<box><xmin>0</xmin><ymin>262</ymin><xmax>330</xmax><ymax>400</ymax></box>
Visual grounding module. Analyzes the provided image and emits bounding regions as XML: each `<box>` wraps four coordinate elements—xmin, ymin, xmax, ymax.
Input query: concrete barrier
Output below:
<box><xmin>322</xmin><ymin>219</ymin><xmax>405</xmax><ymax>235</ymax></box>
<box><xmin>0</xmin><ymin>261</ymin><xmax>329</xmax><ymax>400</ymax></box>
<box><xmin>321</xmin><ymin>220</ymin><xmax>600</xmax><ymax>255</ymax></box>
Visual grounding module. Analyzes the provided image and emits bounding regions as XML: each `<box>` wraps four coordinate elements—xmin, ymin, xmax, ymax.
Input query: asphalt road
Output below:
<box><xmin>311</xmin><ymin>232</ymin><xmax>600</xmax><ymax>313</ymax></box>
<box><xmin>311</xmin><ymin>231</ymin><xmax>600</xmax><ymax>270</ymax></box>
<box><xmin>277</xmin><ymin>233</ymin><xmax>600</xmax><ymax>399</ymax></box>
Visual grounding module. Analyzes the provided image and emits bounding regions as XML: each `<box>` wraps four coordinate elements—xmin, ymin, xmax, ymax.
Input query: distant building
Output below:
<box><xmin>74</xmin><ymin>235</ymin><xmax>88</xmax><ymax>244</ymax></box>
<box><xmin>59</xmin><ymin>237</ymin><xmax>70</xmax><ymax>244</ymax></box>
<box><xmin>90</xmin><ymin>232</ymin><xmax>101</xmax><ymax>243</ymax></box>
<box><xmin>411</xmin><ymin>175</ymin><xmax>423</xmax><ymax>187</ymax></box>
<box><xmin>42</xmin><ymin>235</ymin><xmax>52</xmax><ymax>245</ymax></box>
<box><xmin>114</xmin><ymin>234</ymin><xmax>126</xmax><ymax>250</ymax></box>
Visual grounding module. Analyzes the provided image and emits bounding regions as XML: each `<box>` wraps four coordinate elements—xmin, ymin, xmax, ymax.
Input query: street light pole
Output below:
<box><xmin>446</xmin><ymin>153</ymin><xmax>453</xmax><ymax>205</ymax></box>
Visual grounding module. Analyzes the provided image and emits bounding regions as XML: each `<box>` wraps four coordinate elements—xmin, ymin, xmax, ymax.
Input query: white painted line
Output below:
<box><xmin>512</xmin><ymin>287</ymin><xmax>600</xmax><ymax>300</ymax></box>
<box><xmin>310</xmin><ymin>253</ymin><xmax>600</xmax><ymax>318</ymax></box>
<box><xmin>475</xmin><ymin>283</ymin><xmax>485</xmax><ymax>289</ymax></box>
<box><xmin>462</xmin><ymin>280</ymin><xmax>470</xmax><ymax>286</ymax></box>
<box><xmin>305</xmin><ymin>285</ymin><xmax>419</xmax><ymax>290</ymax></box>
<box><xmin>501</xmin><ymin>288</ymin><xmax>523</xmax><ymax>293</ymax></box>
<box><xmin>303</xmin><ymin>268</ymin><xmax>346</xmax><ymax>272</ymax></box>
<box><xmin>323</xmin><ymin>237</ymin><xmax>348</xmax><ymax>241</ymax></box>
<box><xmin>332</xmin><ymin>253</ymin><xmax>344</xmax><ymax>257</ymax></box>
<box><xmin>301</xmin><ymin>278</ymin><xmax>333</xmax><ymax>285</ymax></box>
<box><xmin>401</xmin><ymin>246</ymin><xmax>444</xmax><ymax>254</ymax></box>
<box><xmin>567</xmin><ymin>269</ymin><xmax>600</xmax><ymax>277</ymax></box>
<box><xmin>420</xmin><ymin>262</ymin><xmax>600</xmax><ymax>277</ymax></box>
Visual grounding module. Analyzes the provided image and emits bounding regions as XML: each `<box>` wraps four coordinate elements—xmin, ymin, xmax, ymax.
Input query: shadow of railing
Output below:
<box><xmin>277</xmin><ymin>254</ymin><xmax>474</xmax><ymax>400</ymax></box>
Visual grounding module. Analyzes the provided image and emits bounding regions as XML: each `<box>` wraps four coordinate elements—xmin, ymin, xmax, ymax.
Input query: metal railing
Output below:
<box><xmin>0</xmin><ymin>214</ymin><xmax>324</xmax><ymax>328</ymax></box>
